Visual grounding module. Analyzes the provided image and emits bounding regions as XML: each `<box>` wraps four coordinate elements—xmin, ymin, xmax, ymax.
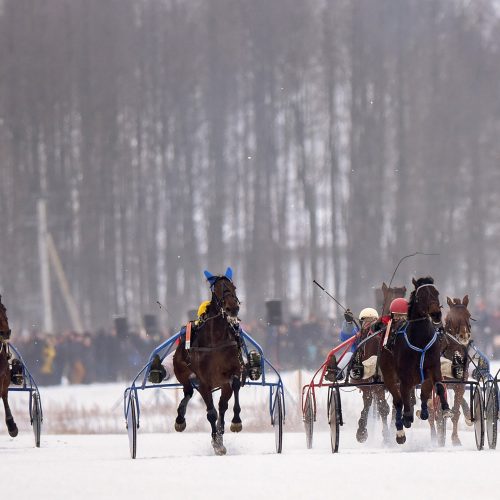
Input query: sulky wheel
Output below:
<box><xmin>485</xmin><ymin>381</ymin><xmax>499</xmax><ymax>450</ymax></box>
<box><xmin>31</xmin><ymin>392</ymin><xmax>42</xmax><ymax>448</ymax></box>
<box><xmin>126</xmin><ymin>393</ymin><xmax>138</xmax><ymax>459</ymax></box>
<box><xmin>328</xmin><ymin>387</ymin><xmax>340</xmax><ymax>453</ymax></box>
<box><xmin>473</xmin><ymin>386</ymin><xmax>485</xmax><ymax>451</ymax></box>
<box><xmin>273</xmin><ymin>391</ymin><xmax>283</xmax><ymax>454</ymax></box>
<box><xmin>304</xmin><ymin>391</ymin><xmax>314</xmax><ymax>449</ymax></box>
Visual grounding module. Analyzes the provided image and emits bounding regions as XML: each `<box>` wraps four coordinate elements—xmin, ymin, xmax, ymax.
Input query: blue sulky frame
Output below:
<box><xmin>7</xmin><ymin>343</ymin><xmax>43</xmax><ymax>447</ymax></box>
<box><xmin>124</xmin><ymin>328</ymin><xmax>285</xmax><ymax>459</ymax></box>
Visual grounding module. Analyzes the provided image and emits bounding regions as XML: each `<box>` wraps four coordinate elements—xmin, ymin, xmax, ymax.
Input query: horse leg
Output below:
<box><xmin>230</xmin><ymin>375</ymin><xmax>242</xmax><ymax>432</ymax></box>
<box><xmin>419</xmin><ymin>379</ymin><xmax>433</xmax><ymax>421</ymax></box>
<box><xmin>198</xmin><ymin>384</ymin><xmax>225</xmax><ymax>455</ymax></box>
<box><xmin>461</xmin><ymin>397</ymin><xmax>472</xmax><ymax>426</ymax></box>
<box><xmin>217</xmin><ymin>383</ymin><xmax>233</xmax><ymax>437</ymax></box>
<box><xmin>451</xmin><ymin>385</ymin><xmax>465</xmax><ymax>446</ymax></box>
<box><xmin>384</xmin><ymin>378</ymin><xmax>405</xmax><ymax>444</ymax></box>
<box><xmin>2</xmin><ymin>391</ymin><xmax>18</xmax><ymax>438</ymax></box>
<box><xmin>356</xmin><ymin>388</ymin><xmax>372</xmax><ymax>443</ymax></box>
<box><xmin>375</xmin><ymin>387</ymin><xmax>391</xmax><ymax>443</ymax></box>
<box><xmin>418</xmin><ymin>378</ymin><xmax>437</xmax><ymax>441</ymax></box>
<box><xmin>401</xmin><ymin>381</ymin><xmax>414</xmax><ymax>429</ymax></box>
<box><xmin>435</xmin><ymin>381</ymin><xmax>452</xmax><ymax>418</ymax></box>
<box><xmin>175</xmin><ymin>383</ymin><xmax>194</xmax><ymax>432</ymax></box>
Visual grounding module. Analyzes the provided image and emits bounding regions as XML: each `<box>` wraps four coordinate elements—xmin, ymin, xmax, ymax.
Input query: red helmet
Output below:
<box><xmin>390</xmin><ymin>298</ymin><xmax>408</xmax><ymax>315</ymax></box>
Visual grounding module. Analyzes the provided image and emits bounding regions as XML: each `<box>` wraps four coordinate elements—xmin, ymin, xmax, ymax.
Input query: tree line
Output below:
<box><xmin>0</xmin><ymin>0</ymin><xmax>499</xmax><ymax>332</ymax></box>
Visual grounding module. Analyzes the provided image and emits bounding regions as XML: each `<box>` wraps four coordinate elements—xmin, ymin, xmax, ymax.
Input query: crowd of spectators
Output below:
<box><xmin>8</xmin><ymin>302</ymin><xmax>500</xmax><ymax>386</ymax></box>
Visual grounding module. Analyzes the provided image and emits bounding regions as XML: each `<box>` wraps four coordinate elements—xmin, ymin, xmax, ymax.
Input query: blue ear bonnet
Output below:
<box><xmin>204</xmin><ymin>267</ymin><xmax>233</xmax><ymax>288</ymax></box>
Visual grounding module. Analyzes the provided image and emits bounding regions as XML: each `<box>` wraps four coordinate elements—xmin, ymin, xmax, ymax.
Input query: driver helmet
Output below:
<box><xmin>358</xmin><ymin>307</ymin><xmax>379</xmax><ymax>324</ymax></box>
<box><xmin>389</xmin><ymin>298</ymin><xmax>408</xmax><ymax>317</ymax></box>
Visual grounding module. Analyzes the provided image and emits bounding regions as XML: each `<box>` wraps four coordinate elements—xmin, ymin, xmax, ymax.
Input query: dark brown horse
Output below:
<box><xmin>380</xmin><ymin>276</ymin><xmax>450</xmax><ymax>444</ymax></box>
<box><xmin>354</xmin><ymin>283</ymin><xmax>406</xmax><ymax>444</ymax></box>
<box><xmin>173</xmin><ymin>268</ymin><xmax>242</xmax><ymax>455</ymax></box>
<box><xmin>427</xmin><ymin>296</ymin><xmax>472</xmax><ymax>445</ymax></box>
<box><xmin>0</xmin><ymin>296</ymin><xmax>18</xmax><ymax>437</ymax></box>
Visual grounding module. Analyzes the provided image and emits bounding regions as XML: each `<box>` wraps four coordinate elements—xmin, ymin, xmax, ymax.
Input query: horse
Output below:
<box><xmin>173</xmin><ymin>268</ymin><xmax>243</xmax><ymax>455</ymax></box>
<box><xmin>380</xmin><ymin>282</ymin><xmax>407</xmax><ymax>314</ymax></box>
<box><xmin>379</xmin><ymin>276</ymin><xmax>451</xmax><ymax>444</ymax></box>
<box><xmin>0</xmin><ymin>296</ymin><xmax>18</xmax><ymax>438</ymax></box>
<box><xmin>427</xmin><ymin>296</ymin><xmax>472</xmax><ymax>445</ymax></box>
<box><xmin>353</xmin><ymin>283</ymin><xmax>406</xmax><ymax>444</ymax></box>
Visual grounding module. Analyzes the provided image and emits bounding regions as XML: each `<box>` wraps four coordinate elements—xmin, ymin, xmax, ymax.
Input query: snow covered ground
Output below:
<box><xmin>2</xmin><ymin>431</ymin><xmax>499</xmax><ymax>500</ymax></box>
<box><xmin>2</xmin><ymin>365</ymin><xmax>500</xmax><ymax>499</ymax></box>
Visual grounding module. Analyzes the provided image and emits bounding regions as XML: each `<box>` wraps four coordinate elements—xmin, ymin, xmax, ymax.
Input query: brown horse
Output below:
<box><xmin>0</xmin><ymin>296</ymin><xmax>18</xmax><ymax>437</ymax></box>
<box><xmin>173</xmin><ymin>268</ymin><xmax>242</xmax><ymax>455</ymax></box>
<box><xmin>380</xmin><ymin>276</ymin><xmax>450</xmax><ymax>444</ymax></box>
<box><xmin>427</xmin><ymin>296</ymin><xmax>472</xmax><ymax>445</ymax></box>
<box><xmin>354</xmin><ymin>283</ymin><xmax>406</xmax><ymax>444</ymax></box>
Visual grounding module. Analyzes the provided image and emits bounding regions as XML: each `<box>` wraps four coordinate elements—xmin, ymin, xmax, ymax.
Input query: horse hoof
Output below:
<box><xmin>7</xmin><ymin>420</ymin><xmax>18</xmax><ymax>438</ymax></box>
<box><xmin>403</xmin><ymin>415</ymin><xmax>413</xmax><ymax>428</ymax></box>
<box><xmin>465</xmin><ymin>417</ymin><xmax>473</xmax><ymax>427</ymax></box>
<box><xmin>419</xmin><ymin>409</ymin><xmax>429</xmax><ymax>421</ymax></box>
<box><xmin>175</xmin><ymin>420</ymin><xmax>186</xmax><ymax>432</ymax></box>
<box><xmin>356</xmin><ymin>428</ymin><xmax>368</xmax><ymax>443</ymax></box>
<box><xmin>396</xmin><ymin>431</ymin><xmax>406</xmax><ymax>445</ymax></box>
<box><xmin>443</xmin><ymin>409</ymin><xmax>453</xmax><ymax>419</ymax></box>
<box><xmin>212</xmin><ymin>436</ymin><xmax>226</xmax><ymax>455</ymax></box>
<box><xmin>230</xmin><ymin>422</ymin><xmax>242</xmax><ymax>433</ymax></box>
<box><xmin>452</xmin><ymin>436</ymin><xmax>462</xmax><ymax>447</ymax></box>
<box><xmin>213</xmin><ymin>445</ymin><xmax>227</xmax><ymax>456</ymax></box>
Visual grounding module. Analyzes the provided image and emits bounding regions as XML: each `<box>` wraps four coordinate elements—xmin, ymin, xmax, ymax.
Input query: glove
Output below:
<box><xmin>344</xmin><ymin>309</ymin><xmax>354</xmax><ymax>323</ymax></box>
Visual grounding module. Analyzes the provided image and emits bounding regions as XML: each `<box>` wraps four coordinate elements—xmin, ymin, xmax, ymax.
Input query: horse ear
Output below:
<box><xmin>225</xmin><ymin>267</ymin><xmax>233</xmax><ymax>280</ymax></box>
<box><xmin>412</xmin><ymin>278</ymin><xmax>418</xmax><ymax>287</ymax></box>
<box><xmin>204</xmin><ymin>270</ymin><xmax>214</xmax><ymax>281</ymax></box>
<box><xmin>447</xmin><ymin>297</ymin><xmax>453</xmax><ymax>308</ymax></box>
<box><xmin>382</xmin><ymin>282</ymin><xmax>388</xmax><ymax>292</ymax></box>
<box><xmin>463</xmin><ymin>295</ymin><xmax>469</xmax><ymax>307</ymax></box>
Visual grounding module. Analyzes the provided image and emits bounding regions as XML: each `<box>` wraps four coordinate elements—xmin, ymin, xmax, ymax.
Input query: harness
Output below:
<box><xmin>396</xmin><ymin>319</ymin><xmax>438</xmax><ymax>383</ymax></box>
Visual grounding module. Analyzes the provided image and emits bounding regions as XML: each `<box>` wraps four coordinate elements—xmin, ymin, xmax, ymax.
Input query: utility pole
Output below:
<box><xmin>38</xmin><ymin>198</ymin><xmax>53</xmax><ymax>333</ymax></box>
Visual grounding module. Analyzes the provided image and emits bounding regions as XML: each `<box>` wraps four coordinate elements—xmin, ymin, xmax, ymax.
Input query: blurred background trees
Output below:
<box><xmin>0</xmin><ymin>0</ymin><xmax>499</xmax><ymax>331</ymax></box>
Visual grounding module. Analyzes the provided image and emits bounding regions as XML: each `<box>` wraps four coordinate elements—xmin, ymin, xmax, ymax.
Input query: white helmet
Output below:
<box><xmin>359</xmin><ymin>307</ymin><xmax>379</xmax><ymax>321</ymax></box>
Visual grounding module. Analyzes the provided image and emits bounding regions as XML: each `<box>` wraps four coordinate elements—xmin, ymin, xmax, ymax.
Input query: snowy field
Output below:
<box><xmin>2</xmin><ymin>365</ymin><xmax>500</xmax><ymax>499</ymax></box>
<box><xmin>2</xmin><ymin>432</ymin><xmax>499</xmax><ymax>500</ymax></box>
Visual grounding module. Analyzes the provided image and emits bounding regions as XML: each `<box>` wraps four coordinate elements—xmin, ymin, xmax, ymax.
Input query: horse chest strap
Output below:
<box><xmin>402</xmin><ymin>329</ymin><xmax>438</xmax><ymax>383</ymax></box>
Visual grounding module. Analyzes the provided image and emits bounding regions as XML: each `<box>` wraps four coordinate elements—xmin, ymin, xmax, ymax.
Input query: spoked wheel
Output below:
<box><xmin>328</xmin><ymin>387</ymin><xmax>340</xmax><ymax>453</ymax></box>
<box><xmin>485</xmin><ymin>382</ymin><xmax>499</xmax><ymax>450</ymax></box>
<box><xmin>31</xmin><ymin>392</ymin><xmax>42</xmax><ymax>448</ymax></box>
<box><xmin>473</xmin><ymin>386</ymin><xmax>485</xmax><ymax>451</ymax></box>
<box><xmin>272</xmin><ymin>391</ymin><xmax>283</xmax><ymax>454</ymax></box>
<box><xmin>304</xmin><ymin>391</ymin><xmax>314</xmax><ymax>449</ymax></box>
<box><xmin>126</xmin><ymin>393</ymin><xmax>138</xmax><ymax>459</ymax></box>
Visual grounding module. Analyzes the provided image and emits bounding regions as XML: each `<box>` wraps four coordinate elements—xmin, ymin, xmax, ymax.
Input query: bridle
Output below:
<box><xmin>208</xmin><ymin>277</ymin><xmax>240</xmax><ymax>323</ymax></box>
<box><xmin>412</xmin><ymin>283</ymin><xmax>441</xmax><ymax>324</ymax></box>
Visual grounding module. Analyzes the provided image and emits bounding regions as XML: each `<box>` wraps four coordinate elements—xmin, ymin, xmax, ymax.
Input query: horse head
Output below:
<box><xmin>0</xmin><ymin>295</ymin><xmax>11</xmax><ymax>341</ymax></box>
<box><xmin>409</xmin><ymin>276</ymin><xmax>441</xmax><ymax>323</ymax></box>
<box><xmin>204</xmin><ymin>268</ymin><xmax>240</xmax><ymax>319</ymax></box>
<box><xmin>381</xmin><ymin>282</ymin><xmax>407</xmax><ymax>315</ymax></box>
<box><xmin>445</xmin><ymin>295</ymin><xmax>471</xmax><ymax>346</ymax></box>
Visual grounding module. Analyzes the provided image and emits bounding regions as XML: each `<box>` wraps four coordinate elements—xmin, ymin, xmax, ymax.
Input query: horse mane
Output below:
<box><xmin>408</xmin><ymin>276</ymin><xmax>434</xmax><ymax>317</ymax></box>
